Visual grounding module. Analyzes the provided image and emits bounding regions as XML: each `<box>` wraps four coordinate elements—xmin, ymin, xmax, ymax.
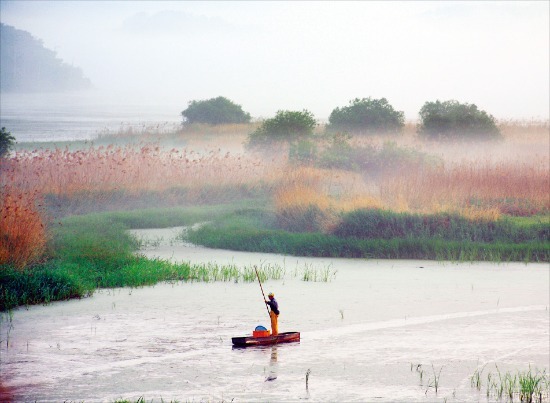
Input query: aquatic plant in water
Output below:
<box><xmin>469</xmin><ymin>364</ymin><xmax>549</xmax><ymax>403</ymax></box>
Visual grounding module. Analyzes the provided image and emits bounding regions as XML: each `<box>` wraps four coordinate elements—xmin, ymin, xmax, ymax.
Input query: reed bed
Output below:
<box><xmin>1</xmin><ymin>120</ymin><xmax>548</xmax><ymax>272</ymax></box>
<box><xmin>4</xmin><ymin>145</ymin><xmax>282</xmax><ymax>196</ymax></box>
<box><xmin>354</xmin><ymin>119</ymin><xmax>549</xmax><ymax>168</ymax></box>
<box><xmin>380</xmin><ymin>159</ymin><xmax>549</xmax><ymax>216</ymax></box>
<box><xmin>272</xmin><ymin>162</ymin><xmax>548</xmax><ymax>235</ymax></box>
<box><xmin>0</xmin><ymin>185</ymin><xmax>47</xmax><ymax>268</ymax></box>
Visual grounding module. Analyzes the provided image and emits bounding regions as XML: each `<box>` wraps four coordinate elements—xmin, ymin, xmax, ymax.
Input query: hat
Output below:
<box><xmin>268</xmin><ymin>292</ymin><xmax>274</xmax><ymax>297</ymax></box>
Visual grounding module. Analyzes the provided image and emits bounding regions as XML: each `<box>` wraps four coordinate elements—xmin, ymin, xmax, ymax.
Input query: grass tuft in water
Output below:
<box><xmin>470</xmin><ymin>365</ymin><xmax>549</xmax><ymax>403</ymax></box>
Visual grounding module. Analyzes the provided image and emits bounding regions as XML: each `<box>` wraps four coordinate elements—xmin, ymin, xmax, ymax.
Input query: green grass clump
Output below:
<box><xmin>0</xmin><ymin>263</ymin><xmax>91</xmax><ymax>311</ymax></box>
<box><xmin>187</xmin><ymin>210</ymin><xmax>549</xmax><ymax>262</ymax></box>
<box><xmin>0</xmin><ymin>259</ymin><xmax>287</xmax><ymax>312</ymax></box>
<box><xmin>471</xmin><ymin>365</ymin><xmax>549</xmax><ymax>403</ymax></box>
<box><xmin>333</xmin><ymin>209</ymin><xmax>548</xmax><ymax>243</ymax></box>
<box><xmin>0</xmin><ymin>203</ymin><xmax>273</xmax><ymax>311</ymax></box>
<box><xmin>2</xmin><ymin>201</ymin><xmax>547</xmax><ymax>311</ymax></box>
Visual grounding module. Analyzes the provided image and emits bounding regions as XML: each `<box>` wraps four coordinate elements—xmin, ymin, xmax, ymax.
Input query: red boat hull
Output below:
<box><xmin>232</xmin><ymin>331</ymin><xmax>300</xmax><ymax>347</ymax></box>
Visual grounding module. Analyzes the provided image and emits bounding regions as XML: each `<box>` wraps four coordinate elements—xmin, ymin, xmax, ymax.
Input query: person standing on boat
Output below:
<box><xmin>265</xmin><ymin>292</ymin><xmax>279</xmax><ymax>335</ymax></box>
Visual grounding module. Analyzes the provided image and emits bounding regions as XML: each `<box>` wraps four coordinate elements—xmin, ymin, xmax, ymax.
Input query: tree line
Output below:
<box><xmin>181</xmin><ymin>96</ymin><xmax>501</xmax><ymax>141</ymax></box>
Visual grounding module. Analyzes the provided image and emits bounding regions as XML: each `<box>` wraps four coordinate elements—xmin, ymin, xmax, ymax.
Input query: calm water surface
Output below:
<box><xmin>0</xmin><ymin>92</ymin><xmax>181</xmax><ymax>142</ymax></box>
<box><xmin>1</xmin><ymin>229</ymin><xmax>548</xmax><ymax>402</ymax></box>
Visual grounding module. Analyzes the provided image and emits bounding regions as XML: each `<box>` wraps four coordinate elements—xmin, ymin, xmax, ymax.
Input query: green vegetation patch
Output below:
<box><xmin>418</xmin><ymin>99</ymin><xmax>501</xmax><ymax>140</ymax></box>
<box><xmin>333</xmin><ymin>209</ymin><xmax>549</xmax><ymax>243</ymax></box>
<box><xmin>0</xmin><ymin>202</ymin><xmax>271</xmax><ymax>311</ymax></box>
<box><xmin>45</xmin><ymin>187</ymin><xmax>269</xmax><ymax>219</ymax></box>
<box><xmin>181</xmin><ymin>96</ymin><xmax>251</xmax><ymax>125</ymax></box>
<box><xmin>327</xmin><ymin>97</ymin><xmax>405</xmax><ymax>134</ymax></box>
<box><xmin>187</xmin><ymin>208</ymin><xmax>549</xmax><ymax>262</ymax></box>
<box><xmin>247</xmin><ymin>109</ymin><xmax>317</xmax><ymax>148</ymax></box>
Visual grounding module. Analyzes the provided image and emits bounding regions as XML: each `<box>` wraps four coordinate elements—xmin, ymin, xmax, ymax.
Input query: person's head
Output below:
<box><xmin>268</xmin><ymin>292</ymin><xmax>274</xmax><ymax>299</ymax></box>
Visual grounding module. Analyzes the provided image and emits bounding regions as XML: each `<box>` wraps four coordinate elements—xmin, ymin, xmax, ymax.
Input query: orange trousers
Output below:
<box><xmin>270</xmin><ymin>310</ymin><xmax>279</xmax><ymax>336</ymax></box>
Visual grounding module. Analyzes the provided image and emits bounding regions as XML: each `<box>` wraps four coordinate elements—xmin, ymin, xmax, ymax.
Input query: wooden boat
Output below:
<box><xmin>232</xmin><ymin>331</ymin><xmax>300</xmax><ymax>347</ymax></box>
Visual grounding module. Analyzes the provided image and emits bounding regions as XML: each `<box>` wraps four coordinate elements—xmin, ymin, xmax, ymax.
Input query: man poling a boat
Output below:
<box><xmin>232</xmin><ymin>269</ymin><xmax>298</xmax><ymax>347</ymax></box>
<box><xmin>265</xmin><ymin>292</ymin><xmax>280</xmax><ymax>335</ymax></box>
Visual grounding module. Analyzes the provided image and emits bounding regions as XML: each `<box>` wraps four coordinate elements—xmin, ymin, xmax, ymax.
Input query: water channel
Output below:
<box><xmin>1</xmin><ymin>228</ymin><xmax>548</xmax><ymax>402</ymax></box>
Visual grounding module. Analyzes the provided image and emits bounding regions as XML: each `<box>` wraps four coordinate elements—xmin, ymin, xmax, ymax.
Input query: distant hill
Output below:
<box><xmin>0</xmin><ymin>23</ymin><xmax>92</xmax><ymax>92</ymax></box>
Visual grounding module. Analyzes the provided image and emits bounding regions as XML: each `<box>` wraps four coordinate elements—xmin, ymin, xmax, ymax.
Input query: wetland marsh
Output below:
<box><xmin>1</xmin><ymin>230</ymin><xmax>548</xmax><ymax>402</ymax></box>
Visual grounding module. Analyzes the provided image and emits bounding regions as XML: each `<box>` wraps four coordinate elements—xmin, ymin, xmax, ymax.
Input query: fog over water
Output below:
<box><xmin>0</xmin><ymin>3</ymin><xmax>549</xmax><ymax>400</ymax></box>
<box><xmin>0</xmin><ymin>92</ymin><xmax>182</xmax><ymax>142</ymax></box>
<box><xmin>0</xmin><ymin>0</ymin><xmax>548</xmax><ymax>134</ymax></box>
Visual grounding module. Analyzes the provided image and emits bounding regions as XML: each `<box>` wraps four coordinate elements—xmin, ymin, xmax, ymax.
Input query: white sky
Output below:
<box><xmin>1</xmin><ymin>1</ymin><xmax>548</xmax><ymax>120</ymax></box>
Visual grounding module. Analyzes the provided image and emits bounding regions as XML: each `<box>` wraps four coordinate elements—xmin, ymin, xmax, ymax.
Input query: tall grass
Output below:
<box><xmin>5</xmin><ymin>145</ymin><xmax>280</xmax><ymax>197</ymax></box>
<box><xmin>2</xmin><ymin>121</ymin><xmax>548</xmax><ymax>278</ymax></box>
<box><xmin>381</xmin><ymin>159</ymin><xmax>549</xmax><ymax>216</ymax></box>
<box><xmin>187</xmin><ymin>212</ymin><xmax>549</xmax><ymax>262</ymax></box>
<box><xmin>0</xmin><ymin>205</ymin><xmax>284</xmax><ymax>311</ymax></box>
<box><xmin>0</xmin><ymin>185</ymin><xmax>47</xmax><ymax>268</ymax></box>
<box><xmin>0</xmin><ymin>142</ymin><xmax>282</xmax><ymax>266</ymax></box>
<box><xmin>333</xmin><ymin>209</ymin><xmax>548</xmax><ymax>243</ymax></box>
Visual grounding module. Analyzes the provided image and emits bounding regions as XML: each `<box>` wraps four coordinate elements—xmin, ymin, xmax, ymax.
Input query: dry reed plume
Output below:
<box><xmin>1</xmin><ymin>120</ymin><xmax>547</xmax><ymax>267</ymax></box>
<box><xmin>380</xmin><ymin>159</ymin><xmax>549</xmax><ymax>217</ymax></box>
<box><xmin>0</xmin><ymin>185</ymin><xmax>47</xmax><ymax>268</ymax></box>
<box><xmin>273</xmin><ymin>167</ymin><xmax>386</xmax><ymax>231</ymax></box>
<box><xmin>5</xmin><ymin>145</ymin><xmax>282</xmax><ymax>196</ymax></box>
<box><xmin>276</xmin><ymin>121</ymin><xmax>548</xmax><ymax>222</ymax></box>
<box><xmin>1</xmin><ymin>143</ymin><xmax>283</xmax><ymax>266</ymax></box>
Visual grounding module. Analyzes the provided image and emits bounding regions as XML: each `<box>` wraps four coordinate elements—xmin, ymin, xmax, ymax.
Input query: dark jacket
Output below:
<box><xmin>266</xmin><ymin>298</ymin><xmax>279</xmax><ymax>315</ymax></box>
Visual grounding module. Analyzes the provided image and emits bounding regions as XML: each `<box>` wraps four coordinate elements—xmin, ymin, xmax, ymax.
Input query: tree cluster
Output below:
<box><xmin>247</xmin><ymin>110</ymin><xmax>316</xmax><ymax>147</ymax></box>
<box><xmin>327</xmin><ymin>97</ymin><xmax>405</xmax><ymax>134</ymax></box>
<box><xmin>417</xmin><ymin>100</ymin><xmax>500</xmax><ymax>140</ymax></box>
<box><xmin>0</xmin><ymin>127</ymin><xmax>15</xmax><ymax>158</ymax></box>
<box><xmin>181</xmin><ymin>96</ymin><xmax>251</xmax><ymax>125</ymax></box>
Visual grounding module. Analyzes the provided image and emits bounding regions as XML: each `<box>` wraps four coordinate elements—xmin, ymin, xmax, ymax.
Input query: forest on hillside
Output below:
<box><xmin>0</xmin><ymin>23</ymin><xmax>92</xmax><ymax>92</ymax></box>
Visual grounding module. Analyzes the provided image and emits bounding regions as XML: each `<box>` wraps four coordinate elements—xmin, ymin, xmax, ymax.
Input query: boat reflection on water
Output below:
<box><xmin>265</xmin><ymin>346</ymin><xmax>278</xmax><ymax>381</ymax></box>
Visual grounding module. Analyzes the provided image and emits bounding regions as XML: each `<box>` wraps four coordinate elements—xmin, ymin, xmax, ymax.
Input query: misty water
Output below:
<box><xmin>1</xmin><ymin>228</ymin><xmax>548</xmax><ymax>402</ymax></box>
<box><xmin>0</xmin><ymin>93</ymin><xmax>182</xmax><ymax>142</ymax></box>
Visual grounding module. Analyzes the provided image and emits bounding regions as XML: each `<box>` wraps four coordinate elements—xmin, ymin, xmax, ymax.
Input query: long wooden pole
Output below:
<box><xmin>254</xmin><ymin>265</ymin><xmax>271</xmax><ymax>319</ymax></box>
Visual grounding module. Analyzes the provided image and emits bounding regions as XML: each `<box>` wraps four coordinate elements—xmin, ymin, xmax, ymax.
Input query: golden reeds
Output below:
<box><xmin>6</xmin><ymin>145</ymin><xmax>281</xmax><ymax>196</ymax></box>
<box><xmin>380</xmin><ymin>159</ymin><xmax>549</xmax><ymax>216</ymax></box>
<box><xmin>1</xmin><ymin>119</ymin><xmax>548</xmax><ymax>267</ymax></box>
<box><xmin>0</xmin><ymin>185</ymin><xmax>47</xmax><ymax>268</ymax></box>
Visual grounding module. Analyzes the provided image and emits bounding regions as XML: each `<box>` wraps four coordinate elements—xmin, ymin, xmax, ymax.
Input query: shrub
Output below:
<box><xmin>0</xmin><ymin>127</ymin><xmax>15</xmax><ymax>158</ymax></box>
<box><xmin>318</xmin><ymin>133</ymin><xmax>357</xmax><ymax>170</ymax></box>
<box><xmin>327</xmin><ymin>98</ymin><xmax>405</xmax><ymax>134</ymax></box>
<box><xmin>289</xmin><ymin>138</ymin><xmax>318</xmax><ymax>165</ymax></box>
<box><xmin>318</xmin><ymin>135</ymin><xmax>441</xmax><ymax>175</ymax></box>
<box><xmin>353</xmin><ymin>141</ymin><xmax>442</xmax><ymax>177</ymax></box>
<box><xmin>181</xmin><ymin>96</ymin><xmax>251</xmax><ymax>125</ymax></box>
<box><xmin>417</xmin><ymin>100</ymin><xmax>501</xmax><ymax>140</ymax></box>
<box><xmin>247</xmin><ymin>110</ymin><xmax>317</xmax><ymax>147</ymax></box>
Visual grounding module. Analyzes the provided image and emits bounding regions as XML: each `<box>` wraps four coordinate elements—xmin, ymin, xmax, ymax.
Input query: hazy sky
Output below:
<box><xmin>1</xmin><ymin>1</ymin><xmax>548</xmax><ymax>120</ymax></box>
